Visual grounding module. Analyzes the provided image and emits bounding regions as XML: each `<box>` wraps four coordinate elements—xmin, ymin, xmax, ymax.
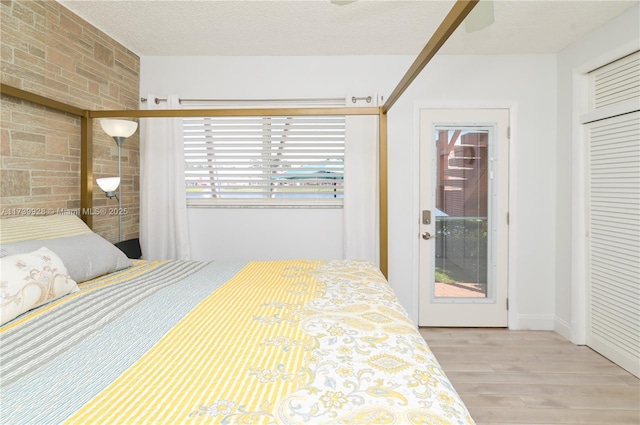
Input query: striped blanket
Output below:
<box><xmin>1</xmin><ymin>259</ymin><xmax>474</xmax><ymax>425</ymax></box>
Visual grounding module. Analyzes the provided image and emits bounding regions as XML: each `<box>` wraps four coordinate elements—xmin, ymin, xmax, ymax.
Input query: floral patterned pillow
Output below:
<box><xmin>0</xmin><ymin>247</ymin><xmax>79</xmax><ymax>325</ymax></box>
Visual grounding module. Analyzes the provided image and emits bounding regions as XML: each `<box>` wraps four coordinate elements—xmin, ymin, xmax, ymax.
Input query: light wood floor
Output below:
<box><xmin>419</xmin><ymin>328</ymin><xmax>640</xmax><ymax>425</ymax></box>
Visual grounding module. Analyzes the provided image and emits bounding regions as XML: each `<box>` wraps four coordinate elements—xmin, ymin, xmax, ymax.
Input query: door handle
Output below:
<box><xmin>422</xmin><ymin>231</ymin><xmax>433</xmax><ymax>240</ymax></box>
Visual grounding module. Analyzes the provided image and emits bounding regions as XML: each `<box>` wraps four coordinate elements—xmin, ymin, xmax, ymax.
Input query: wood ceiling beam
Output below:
<box><xmin>381</xmin><ymin>0</ymin><xmax>479</xmax><ymax>114</ymax></box>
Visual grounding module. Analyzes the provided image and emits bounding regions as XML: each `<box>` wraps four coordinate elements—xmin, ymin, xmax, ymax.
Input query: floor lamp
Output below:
<box><xmin>96</xmin><ymin>119</ymin><xmax>138</xmax><ymax>242</ymax></box>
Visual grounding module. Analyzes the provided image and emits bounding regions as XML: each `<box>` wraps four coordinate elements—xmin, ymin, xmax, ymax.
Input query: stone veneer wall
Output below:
<box><xmin>0</xmin><ymin>0</ymin><xmax>140</xmax><ymax>242</ymax></box>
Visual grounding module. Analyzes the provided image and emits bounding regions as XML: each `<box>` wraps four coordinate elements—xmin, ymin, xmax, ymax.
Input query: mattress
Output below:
<box><xmin>1</xmin><ymin>258</ymin><xmax>474</xmax><ymax>424</ymax></box>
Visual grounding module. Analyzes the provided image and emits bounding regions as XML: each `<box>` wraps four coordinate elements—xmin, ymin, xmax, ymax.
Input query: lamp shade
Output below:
<box><xmin>100</xmin><ymin>119</ymin><xmax>138</xmax><ymax>138</ymax></box>
<box><xmin>96</xmin><ymin>177</ymin><xmax>120</xmax><ymax>193</ymax></box>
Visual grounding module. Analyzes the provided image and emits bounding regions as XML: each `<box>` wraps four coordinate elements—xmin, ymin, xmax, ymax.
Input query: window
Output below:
<box><xmin>184</xmin><ymin>115</ymin><xmax>345</xmax><ymax>206</ymax></box>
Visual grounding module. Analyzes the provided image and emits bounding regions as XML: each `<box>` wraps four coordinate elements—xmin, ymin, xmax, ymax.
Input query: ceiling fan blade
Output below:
<box><xmin>331</xmin><ymin>0</ymin><xmax>358</xmax><ymax>5</ymax></box>
<box><xmin>465</xmin><ymin>0</ymin><xmax>494</xmax><ymax>32</ymax></box>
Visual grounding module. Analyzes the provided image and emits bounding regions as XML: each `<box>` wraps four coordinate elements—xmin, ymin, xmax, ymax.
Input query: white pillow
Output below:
<box><xmin>0</xmin><ymin>233</ymin><xmax>132</xmax><ymax>283</ymax></box>
<box><xmin>0</xmin><ymin>247</ymin><xmax>79</xmax><ymax>325</ymax></box>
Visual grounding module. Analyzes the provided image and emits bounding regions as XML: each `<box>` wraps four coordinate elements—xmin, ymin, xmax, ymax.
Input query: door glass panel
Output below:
<box><xmin>434</xmin><ymin>128</ymin><xmax>489</xmax><ymax>298</ymax></box>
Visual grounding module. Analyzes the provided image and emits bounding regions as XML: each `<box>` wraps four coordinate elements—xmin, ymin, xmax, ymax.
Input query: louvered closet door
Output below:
<box><xmin>586</xmin><ymin>111</ymin><xmax>640</xmax><ymax>378</ymax></box>
<box><xmin>591</xmin><ymin>51</ymin><xmax>640</xmax><ymax>108</ymax></box>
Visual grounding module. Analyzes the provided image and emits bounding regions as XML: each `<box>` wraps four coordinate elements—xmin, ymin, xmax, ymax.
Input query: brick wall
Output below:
<box><xmin>0</xmin><ymin>0</ymin><xmax>140</xmax><ymax>243</ymax></box>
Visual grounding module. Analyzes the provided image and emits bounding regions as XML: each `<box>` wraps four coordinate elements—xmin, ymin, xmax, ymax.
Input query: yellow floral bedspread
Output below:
<box><xmin>64</xmin><ymin>259</ymin><xmax>474</xmax><ymax>425</ymax></box>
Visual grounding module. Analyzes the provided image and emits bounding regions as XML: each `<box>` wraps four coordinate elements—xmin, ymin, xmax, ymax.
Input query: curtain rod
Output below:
<box><xmin>140</xmin><ymin>96</ymin><xmax>373</xmax><ymax>104</ymax></box>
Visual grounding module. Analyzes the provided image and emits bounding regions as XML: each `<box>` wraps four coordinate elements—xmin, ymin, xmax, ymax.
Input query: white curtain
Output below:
<box><xmin>140</xmin><ymin>95</ymin><xmax>191</xmax><ymax>260</ymax></box>
<box><xmin>343</xmin><ymin>95</ymin><xmax>380</xmax><ymax>265</ymax></box>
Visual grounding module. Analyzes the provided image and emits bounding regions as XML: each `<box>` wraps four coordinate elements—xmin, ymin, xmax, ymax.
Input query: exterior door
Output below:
<box><xmin>419</xmin><ymin>109</ymin><xmax>509</xmax><ymax>327</ymax></box>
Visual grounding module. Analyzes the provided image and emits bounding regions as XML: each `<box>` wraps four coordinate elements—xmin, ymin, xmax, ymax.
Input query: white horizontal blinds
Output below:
<box><xmin>591</xmin><ymin>51</ymin><xmax>640</xmax><ymax>109</ymax></box>
<box><xmin>587</xmin><ymin>111</ymin><xmax>640</xmax><ymax>377</ymax></box>
<box><xmin>184</xmin><ymin>115</ymin><xmax>345</xmax><ymax>202</ymax></box>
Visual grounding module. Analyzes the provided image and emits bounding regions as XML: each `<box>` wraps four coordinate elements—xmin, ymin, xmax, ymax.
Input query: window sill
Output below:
<box><xmin>187</xmin><ymin>199</ymin><xmax>343</xmax><ymax>209</ymax></box>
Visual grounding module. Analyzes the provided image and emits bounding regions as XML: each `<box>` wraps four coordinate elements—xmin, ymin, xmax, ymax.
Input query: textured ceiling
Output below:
<box><xmin>58</xmin><ymin>0</ymin><xmax>639</xmax><ymax>56</ymax></box>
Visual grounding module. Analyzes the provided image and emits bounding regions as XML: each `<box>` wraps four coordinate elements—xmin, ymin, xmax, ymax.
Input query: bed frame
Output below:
<box><xmin>0</xmin><ymin>0</ymin><xmax>478</xmax><ymax>277</ymax></box>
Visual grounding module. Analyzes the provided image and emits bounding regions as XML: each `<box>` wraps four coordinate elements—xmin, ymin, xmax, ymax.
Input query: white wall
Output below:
<box><xmin>385</xmin><ymin>55</ymin><xmax>557</xmax><ymax>328</ymax></box>
<box><xmin>188</xmin><ymin>208</ymin><xmax>344</xmax><ymax>261</ymax></box>
<box><xmin>141</xmin><ymin>53</ymin><xmax>558</xmax><ymax>327</ymax></box>
<box><xmin>555</xmin><ymin>5</ymin><xmax>640</xmax><ymax>342</ymax></box>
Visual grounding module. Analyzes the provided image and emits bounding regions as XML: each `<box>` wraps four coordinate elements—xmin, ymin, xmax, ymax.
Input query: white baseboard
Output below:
<box><xmin>512</xmin><ymin>314</ymin><xmax>555</xmax><ymax>330</ymax></box>
<box><xmin>554</xmin><ymin>317</ymin><xmax>572</xmax><ymax>340</ymax></box>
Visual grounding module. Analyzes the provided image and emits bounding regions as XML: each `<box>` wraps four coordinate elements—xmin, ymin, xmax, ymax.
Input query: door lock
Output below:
<box><xmin>422</xmin><ymin>231</ymin><xmax>432</xmax><ymax>240</ymax></box>
<box><xmin>422</xmin><ymin>210</ymin><xmax>431</xmax><ymax>225</ymax></box>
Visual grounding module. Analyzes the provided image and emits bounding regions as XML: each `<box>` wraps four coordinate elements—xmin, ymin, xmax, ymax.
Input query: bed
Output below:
<box><xmin>0</xmin><ymin>214</ymin><xmax>474</xmax><ymax>425</ymax></box>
